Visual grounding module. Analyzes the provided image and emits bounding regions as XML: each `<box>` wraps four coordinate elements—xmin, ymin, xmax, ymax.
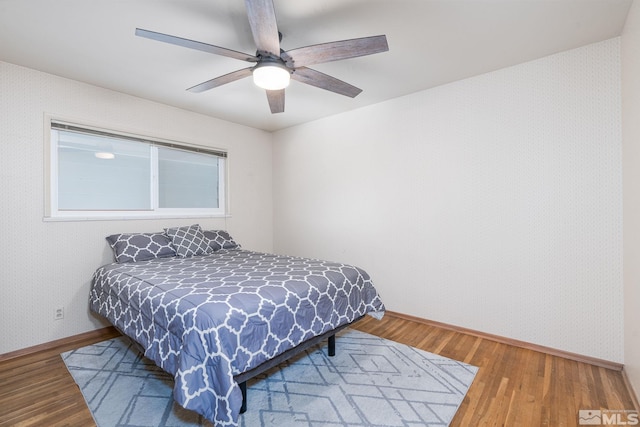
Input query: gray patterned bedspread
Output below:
<box><xmin>89</xmin><ymin>249</ymin><xmax>385</xmax><ymax>426</ymax></box>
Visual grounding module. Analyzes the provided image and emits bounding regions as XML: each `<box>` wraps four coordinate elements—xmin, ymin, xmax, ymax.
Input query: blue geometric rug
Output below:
<box><xmin>62</xmin><ymin>329</ymin><xmax>477</xmax><ymax>427</ymax></box>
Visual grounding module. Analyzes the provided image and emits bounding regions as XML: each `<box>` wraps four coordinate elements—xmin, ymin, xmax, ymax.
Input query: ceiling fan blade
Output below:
<box><xmin>244</xmin><ymin>0</ymin><xmax>281</xmax><ymax>57</ymax></box>
<box><xmin>187</xmin><ymin>67</ymin><xmax>253</xmax><ymax>93</ymax></box>
<box><xmin>136</xmin><ymin>28</ymin><xmax>257</xmax><ymax>63</ymax></box>
<box><xmin>282</xmin><ymin>35</ymin><xmax>388</xmax><ymax>68</ymax></box>
<box><xmin>266</xmin><ymin>89</ymin><xmax>285</xmax><ymax>113</ymax></box>
<box><xmin>291</xmin><ymin>67</ymin><xmax>362</xmax><ymax>98</ymax></box>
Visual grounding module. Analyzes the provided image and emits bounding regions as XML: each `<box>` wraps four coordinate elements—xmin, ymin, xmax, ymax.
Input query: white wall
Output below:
<box><xmin>0</xmin><ymin>61</ymin><xmax>273</xmax><ymax>355</ymax></box>
<box><xmin>0</xmin><ymin>36</ymin><xmax>627</xmax><ymax>367</ymax></box>
<box><xmin>273</xmin><ymin>39</ymin><xmax>623</xmax><ymax>362</ymax></box>
<box><xmin>622</xmin><ymin>0</ymin><xmax>640</xmax><ymax>399</ymax></box>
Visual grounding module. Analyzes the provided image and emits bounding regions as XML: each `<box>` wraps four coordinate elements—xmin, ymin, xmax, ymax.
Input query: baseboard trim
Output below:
<box><xmin>0</xmin><ymin>314</ymin><xmax>630</xmax><ymax>378</ymax></box>
<box><xmin>385</xmin><ymin>311</ymin><xmax>624</xmax><ymax>371</ymax></box>
<box><xmin>0</xmin><ymin>326</ymin><xmax>118</xmax><ymax>363</ymax></box>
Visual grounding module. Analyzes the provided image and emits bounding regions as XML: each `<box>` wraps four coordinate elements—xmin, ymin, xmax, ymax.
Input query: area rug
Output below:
<box><xmin>62</xmin><ymin>329</ymin><xmax>478</xmax><ymax>427</ymax></box>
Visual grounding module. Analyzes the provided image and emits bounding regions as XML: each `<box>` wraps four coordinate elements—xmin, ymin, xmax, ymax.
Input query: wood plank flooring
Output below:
<box><xmin>0</xmin><ymin>328</ymin><xmax>121</xmax><ymax>427</ymax></box>
<box><xmin>352</xmin><ymin>314</ymin><xmax>637</xmax><ymax>427</ymax></box>
<box><xmin>0</xmin><ymin>315</ymin><xmax>636</xmax><ymax>426</ymax></box>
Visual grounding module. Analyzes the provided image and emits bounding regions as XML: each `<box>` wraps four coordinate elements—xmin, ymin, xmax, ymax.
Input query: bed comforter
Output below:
<box><xmin>89</xmin><ymin>248</ymin><xmax>385</xmax><ymax>426</ymax></box>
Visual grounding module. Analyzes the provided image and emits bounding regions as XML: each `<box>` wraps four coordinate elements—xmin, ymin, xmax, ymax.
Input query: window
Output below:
<box><xmin>47</xmin><ymin>120</ymin><xmax>226</xmax><ymax>219</ymax></box>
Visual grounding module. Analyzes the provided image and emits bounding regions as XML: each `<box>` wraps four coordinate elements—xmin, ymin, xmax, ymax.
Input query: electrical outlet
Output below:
<box><xmin>54</xmin><ymin>306</ymin><xmax>64</xmax><ymax>320</ymax></box>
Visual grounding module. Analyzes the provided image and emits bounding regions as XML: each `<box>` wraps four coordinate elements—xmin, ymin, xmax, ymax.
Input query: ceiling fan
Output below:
<box><xmin>135</xmin><ymin>0</ymin><xmax>389</xmax><ymax>114</ymax></box>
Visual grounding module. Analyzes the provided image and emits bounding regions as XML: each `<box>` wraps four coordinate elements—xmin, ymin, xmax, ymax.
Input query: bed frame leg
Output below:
<box><xmin>328</xmin><ymin>334</ymin><xmax>336</xmax><ymax>357</ymax></box>
<box><xmin>239</xmin><ymin>381</ymin><xmax>247</xmax><ymax>414</ymax></box>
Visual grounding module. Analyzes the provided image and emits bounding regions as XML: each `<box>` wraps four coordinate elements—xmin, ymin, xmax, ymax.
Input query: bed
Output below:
<box><xmin>89</xmin><ymin>225</ymin><xmax>385</xmax><ymax>427</ymax></box>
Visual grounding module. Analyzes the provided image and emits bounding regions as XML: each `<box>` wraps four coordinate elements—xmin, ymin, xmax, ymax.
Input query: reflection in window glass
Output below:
<box><xmin>57</xmin><ymin>130</ymin><xmax>151</xmax><ymax>210</ymax></box>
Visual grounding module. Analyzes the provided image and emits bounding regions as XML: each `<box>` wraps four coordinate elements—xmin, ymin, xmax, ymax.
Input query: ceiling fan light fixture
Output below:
<box><xmin>95</xmin><ymin>151</ymin><xmax>115</xmax><ymax>160</ymax></box>
<box><xmin>252</xmin><ymin>60</ymin><xmax>290</xmax><ymax>90</ymax></box>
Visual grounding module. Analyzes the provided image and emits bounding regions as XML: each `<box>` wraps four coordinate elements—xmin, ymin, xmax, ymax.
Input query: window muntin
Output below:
<box><xmin>49</xmin><ymin>121</ymin><xmax>226</xmax><ymax>219</ymax></box>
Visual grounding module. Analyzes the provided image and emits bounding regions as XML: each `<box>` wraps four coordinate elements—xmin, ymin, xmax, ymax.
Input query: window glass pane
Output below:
<box><xmin>57</xmin><ymin>130</ymin><xmax>151</xmax><ymax>210</ymax></box>
<box><xmin>158</xmin><ymin>147</ymin><xmax>219</xmax><ymax>208</ymax></box>
<box><xmin>50</xmin><ymin>121</ymin><xmax>226</xmax><ymax>218</ymax></box>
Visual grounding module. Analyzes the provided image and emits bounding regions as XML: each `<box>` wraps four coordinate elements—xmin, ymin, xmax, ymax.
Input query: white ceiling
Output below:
<box><xmin>0</xmin><ymin>0</ymin><xmax>633</xmax><ymax>132</ymax></box>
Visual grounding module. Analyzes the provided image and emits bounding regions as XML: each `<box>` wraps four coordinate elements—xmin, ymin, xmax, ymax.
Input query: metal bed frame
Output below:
<box><xmin>117</xmin><ymin>315</ymin><xmax>364</xmax><ymax>414</ymax></box>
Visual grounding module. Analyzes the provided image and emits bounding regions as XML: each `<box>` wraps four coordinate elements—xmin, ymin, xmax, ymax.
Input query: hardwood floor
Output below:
<box><xmin>0</xmin><ymin>315</ymin><xmax>636</xmax><ymax>427</ymax></box>
<box><xmin>352</xmin><ymin>314</ymin><xmax>637</xmax><ymax>427</ymax></box>
<box><xmin>0</xmin><ymin>328</ymin><xmax>120</xmax><ymax>427</ymax></box>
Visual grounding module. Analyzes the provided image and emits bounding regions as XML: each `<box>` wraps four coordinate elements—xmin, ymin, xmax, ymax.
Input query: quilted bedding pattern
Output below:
<box><xmin>89</xmin><ymin>249</ymin><xmax>385</xmax><ymax>426</ymax></box>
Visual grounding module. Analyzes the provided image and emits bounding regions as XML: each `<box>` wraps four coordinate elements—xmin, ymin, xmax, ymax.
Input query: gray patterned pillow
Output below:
<box><xmin>203</xmin><ymin>230</ymin><xmax>240</xmax><ymax>251</ymax></box>
<box><xmin>106</xmin><ymin>232</ymin><xmax>176</xmax><ymax>263</ymax></box>
<box><xmin>164</xmin><ymin>224</ymin><xmax>211</xmax><ymax>257</ymax></box>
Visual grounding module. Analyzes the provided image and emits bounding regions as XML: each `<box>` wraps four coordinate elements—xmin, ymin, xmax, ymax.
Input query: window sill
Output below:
<box><xmin>43</xmin><ymin>213</ymin><xmax>231</xmax><ymax>222</ymax></box>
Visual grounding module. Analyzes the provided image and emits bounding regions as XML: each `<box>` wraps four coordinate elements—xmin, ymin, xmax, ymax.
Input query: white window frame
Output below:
<box><xmin>45</xmin><ymin>116</ymin><xmax>227</xmax><ymax>221</ymax></box>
